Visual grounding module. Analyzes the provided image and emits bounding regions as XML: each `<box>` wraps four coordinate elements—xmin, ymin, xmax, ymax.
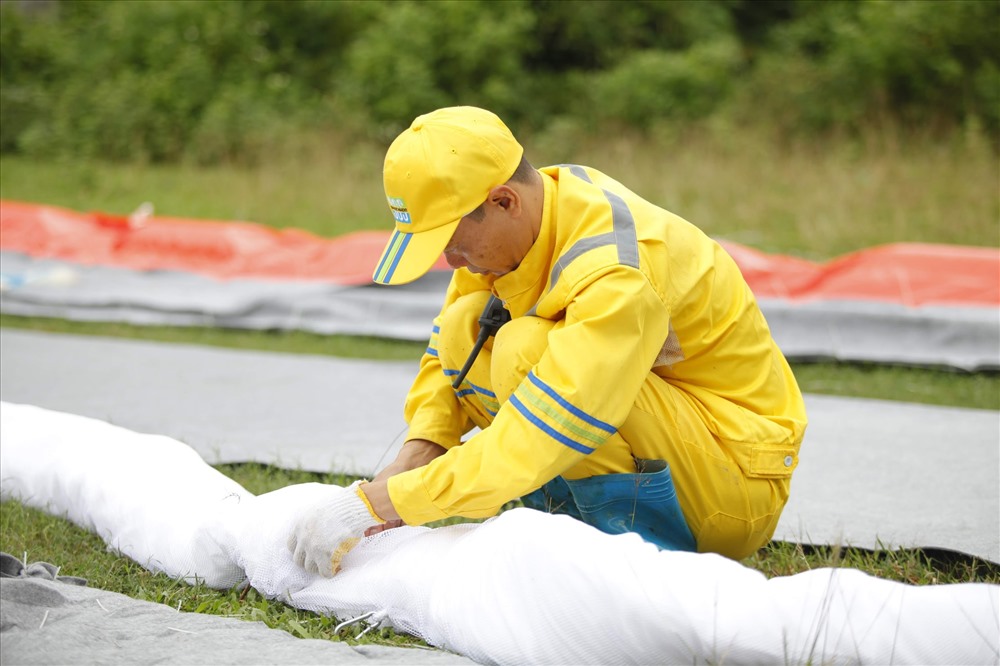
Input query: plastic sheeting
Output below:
<box><xmin>2</xmin><ymin>401</ymin><xmax>998</xmax><ymax>665</ymax></box>
<box><xmin>2</xmin><ymin>200</ymin><xmax>997</xmax><ymax>304</ymax></box>
<box><xmin>2</xmin><ymin>200</ymin><xmax>998</xmax><ymax>370</ymax></box>
<box><xmin>0</xmin><ymin>578</ymin><xmax>476</xmax><ymax>665</ymax></box>
<box><xmin>0</xmin><ymin>200</ymin><xmax>418</xmax><ymax>283</ymax></box>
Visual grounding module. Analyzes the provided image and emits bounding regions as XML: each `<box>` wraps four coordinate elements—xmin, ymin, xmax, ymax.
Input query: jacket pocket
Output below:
<box><xmin>746</xmin><ymin>445</ymin><xmax>798</xmax><ymax>478</ymax></box>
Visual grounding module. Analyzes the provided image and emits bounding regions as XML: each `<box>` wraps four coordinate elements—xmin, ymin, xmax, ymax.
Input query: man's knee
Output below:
<box><xmin>491</xmin><ymin>315</ymin><xmax>555</xmax><ymax>403</ymax></box>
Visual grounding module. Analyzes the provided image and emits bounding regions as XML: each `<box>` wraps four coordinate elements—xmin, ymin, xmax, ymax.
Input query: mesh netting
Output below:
<box><xmin>2</xmin><ymin>401</ymin><xmax>997</xmax><ymax>665</ymax></box>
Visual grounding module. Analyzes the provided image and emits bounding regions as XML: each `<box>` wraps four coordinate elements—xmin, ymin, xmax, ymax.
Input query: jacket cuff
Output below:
<box><xmin>387</xmin><ymin>469</ymin><xmax>450</xmax><ymax>525</ymax></box>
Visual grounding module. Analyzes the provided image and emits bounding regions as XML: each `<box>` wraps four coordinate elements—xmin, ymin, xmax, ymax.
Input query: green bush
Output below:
<box><xmin>335</xmin><ymin>0</ymin><xmax>535</xmax><ymax>140</ymax></box>
<box><xmin>742</xmin><ymin>0</ymin><xmax>1000</xmax><ymax>136</ymax></box>
<box><xmin>0</xmin><ymin>0</ymin><xmax>995</xmax><ymax>164</ymax></box>
<box><xmin>1</xmin><ymin>0</ymin><xmax>330</xmax><ymax>162</ymax></box>
<box><xmin>582</xmin><ymin>38</ymin><xmax>742</xmax><ymax>129</ymax></box>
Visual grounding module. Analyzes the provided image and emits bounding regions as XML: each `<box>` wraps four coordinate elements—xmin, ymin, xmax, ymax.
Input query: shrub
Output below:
<box><xmin>582</xmin><ymin>38</ymin><xmax>743</xmax><ymax>129</ymax></box>
<box><xmin>1</xmin><ymin>0</ymin><xmax>994</xmax><ymax>163</ymax></box>
<box><xmin>741</xmin><ymin>1</ymin><xmax>1000</xmax><ymax>136</ymax></box>
<box><xmin>335</xmin><ymin>0</ymin><xmax>535</xmax><ymax>139</ymax></box>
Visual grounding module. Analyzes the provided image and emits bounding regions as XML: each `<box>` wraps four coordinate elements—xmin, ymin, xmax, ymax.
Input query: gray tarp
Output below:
<box><xmin>3</xmin><ymin>251</ymin><xmax>998</xmax><ymax>371</ymax></box>
<box><xmin>0</xmin><ymin>577</ymin><xmax>474</xmax><ymax>665</ymax></box>
<box><xmin>2</xmin><ymin>328</ymin><xmax>997</xmax><ymax>563</ymax></box>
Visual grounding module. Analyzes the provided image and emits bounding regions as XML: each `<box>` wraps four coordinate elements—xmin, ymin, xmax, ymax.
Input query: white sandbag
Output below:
<box><xmin>234</xmin><ymin>491</ymin><xmax>999</xmax><ymax>665</ymax></box>
<box><xmin>1</xmin><ymin>401</ymin><xmax>997</xmax><ymax>665</ymax></box>
<box><xmin>0</xmin><ymin>402</ymin><xmax>249</xmax><ymax>588</ymax></box>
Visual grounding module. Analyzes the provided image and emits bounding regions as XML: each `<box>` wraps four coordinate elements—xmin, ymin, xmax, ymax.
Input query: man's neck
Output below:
<box><xmin>524</xmin><ymin>169</ymin><xmax>545</xmax><ymax>243</ymax></box>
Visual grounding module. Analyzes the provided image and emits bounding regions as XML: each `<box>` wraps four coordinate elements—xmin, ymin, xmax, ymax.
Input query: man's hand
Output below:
<box><xmin>364</xmin><ymin>439</ymin><xmax>447</xmax><ymax>536</ymax></box>
<box><xmin>287</xmin><ymin>480</ymin><xmax>384</xmax><ymax>577</ymax></box>
<box><xmin>372</xmin><ymin>438</ymin><xmax>447</xmax><ymax>484</ymax></box>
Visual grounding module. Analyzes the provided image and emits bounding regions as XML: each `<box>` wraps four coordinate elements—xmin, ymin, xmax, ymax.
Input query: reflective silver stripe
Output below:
<box><xmin>547</xmin><ymin>166</ymin><xmax>640</xmax><ymax>290</ymax></box>
<box><xmin>550</xmin><ymin>232</ymin><xmax>616</xmax><ymax>289</ymax></box>
<box><xmin>604</xmin><ymin>188</ymin><xmax>639</xmax><ymax>268</ymax></box>
<box><xmin>567</xmin><ymin>164</ymin><xmax>592</xmax><ymax>183</ymax></box>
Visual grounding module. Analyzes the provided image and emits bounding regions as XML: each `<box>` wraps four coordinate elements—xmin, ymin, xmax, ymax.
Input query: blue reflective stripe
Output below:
<box><xmin>373</xmin><ymin>230</ymin><xmax>402</xmax><ymax>282</ymax></box>
<box><xmin>432</xmin><ymin>325</ymin><xmax>440</xmax><ymax>334</ymax></box>
<box><xmin>374</xmin><ymin>231</ymin><xmax>411</xmax><ymax>283</ymax></box>
<box><xmin>510</xmin><ymin>394</ymin><xmax>595</xmax><ymax>455</ymax></box>
<box><xmin>442</xmin><ymin>368</ymin><xmax>496</xmax><ymax>398</ymax></box>
<box><xmin>426</xmin><ymin>347</ymin><xmax>438</xmax><ymax>357</ymax></box>
<box><xmin>454</xmin><ymin>388</ymin><xmax>475</xmax><ymax>398</ymax></box>
<box><xmin>527</xmin><ymin>371</ymin><xmax>615</xmax><ymax>434</ymax></box>
<box><xmin>383</xmin><ymin>232</ymin><xmax>411</xmax><ymax>282</ymax></box>
<box><xmin>468</xmin><ymin>381</ymin><xmax>496</xmax><ymax>398</ymax></box>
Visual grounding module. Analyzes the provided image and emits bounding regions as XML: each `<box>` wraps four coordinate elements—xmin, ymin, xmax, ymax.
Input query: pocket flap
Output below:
<box><xmin>748</xmin><ymin>447</ymin><xmax>797</xmax><ymax>478</ymax></box>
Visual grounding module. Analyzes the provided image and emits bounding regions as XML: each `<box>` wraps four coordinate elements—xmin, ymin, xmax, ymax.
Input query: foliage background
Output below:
<box><xmin>2</xmin><ymin>0</ymin><xmax>997</xmax><ymax>164</ymax></box>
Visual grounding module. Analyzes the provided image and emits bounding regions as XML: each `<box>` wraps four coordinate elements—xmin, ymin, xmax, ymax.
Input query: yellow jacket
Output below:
<box><xmin>389</xmin><ymin>165</ymin><xmax>807</xmax><ymax>525</ymax></box>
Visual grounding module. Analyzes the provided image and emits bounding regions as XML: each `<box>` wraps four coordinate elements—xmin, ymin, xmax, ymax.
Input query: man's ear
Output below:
<box><xmin>489</xmin><ymin>185</ymin><xmax>520</xmax><ymax>214</ymax></box>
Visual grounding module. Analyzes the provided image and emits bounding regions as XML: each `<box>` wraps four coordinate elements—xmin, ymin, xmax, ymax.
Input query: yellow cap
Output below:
<box><xmin>373</xmin><ymin>106</ymin><xmax>524</xmax><ymax>285</ymax></box>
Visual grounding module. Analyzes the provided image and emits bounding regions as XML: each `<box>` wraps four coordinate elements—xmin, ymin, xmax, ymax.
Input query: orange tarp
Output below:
<box><xmin>2</xmin><ymin>200</ymin><xmax>996</xmax><ymax>307</ymax></box>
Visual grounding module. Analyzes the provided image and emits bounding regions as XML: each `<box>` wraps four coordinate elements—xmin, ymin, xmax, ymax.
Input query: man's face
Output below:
<box><xmin>443</xmin><ymin>194</ymin><xmax>533</xmax><ymax>277</ymax></box>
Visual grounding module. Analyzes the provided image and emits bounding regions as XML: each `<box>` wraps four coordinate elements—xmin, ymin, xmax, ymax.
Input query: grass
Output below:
<box><xmin>532</xmin><ymin>122</ymin><xmax>999</xmax><ymax>259</ymax></box>
<box><xmin>1</xmin><ymin>128</ymin><xmax>998</xmax><ymax>652</ymax></box>
<box><xmin>747</xmin><ymin>540</ymin><xmax>999</xmax><ymax>586</ymax></box>
<box><xmin>0</xmin><ymin>133</ymin><xmax>390</xmax><ymax>239</ymax></box>
<box><xmin>2</xmin><ymin>125</ymin><xmax>997</xmax><ymax>259</ymax></box>
<box><xmin>0</xmin><ymin>314</ymin><xmax>427</xmax><ymax>362</ymax></box>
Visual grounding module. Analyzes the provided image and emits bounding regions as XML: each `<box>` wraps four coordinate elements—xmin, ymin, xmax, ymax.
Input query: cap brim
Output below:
<box><xmin>372</xmin><ymin>221</ymin><xmax>458</xmax><ymax>285</ymax></box>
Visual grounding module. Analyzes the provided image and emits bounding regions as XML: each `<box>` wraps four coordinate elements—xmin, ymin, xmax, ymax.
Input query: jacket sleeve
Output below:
<box><xmin>402</xmin><ymin>272</ymin><xmax>488</xmax><ymax>449</ymax></box>
<box><xmin>388</xmin><ymin>264</ymin><xmax>671</xmax><ymax>524</ymax></box>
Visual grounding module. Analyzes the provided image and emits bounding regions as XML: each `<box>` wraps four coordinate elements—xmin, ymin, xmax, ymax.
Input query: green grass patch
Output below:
<box><xmin>0</xmin><ymin>314</ymin><xmax>426</xmax><ymax>361</ymax></box>
<box><xmin>790</xmin><ymin>361</ymin><xmax>999</xmax><ymax>411</ymax></box>
<box><xmin>3</xmin><ymin>127</ymin><xmax>996</xmax><ymax>260</ymax></box>
<box><xmin>0</xmin><ymin>141</ymin><xmax>389</xmax><ymax>239</ymax></box>
<box><xmin>746</xmin><ymin>540</ymin><xmax>999</xmax><ymax>586</ymax></box>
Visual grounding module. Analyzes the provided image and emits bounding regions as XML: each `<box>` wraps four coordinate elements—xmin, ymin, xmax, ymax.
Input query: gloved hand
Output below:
<box><xmin>287</xmin><ymin>480</ymin><xmax>384</xmax><ymax>577</ymax></box>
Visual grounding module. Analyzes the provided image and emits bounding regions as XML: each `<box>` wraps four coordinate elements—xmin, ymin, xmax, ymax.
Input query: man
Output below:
<box><xmin>289</xmin><ymin>106</ymin><xmax>807</xmax><ymax>577</ymax></box>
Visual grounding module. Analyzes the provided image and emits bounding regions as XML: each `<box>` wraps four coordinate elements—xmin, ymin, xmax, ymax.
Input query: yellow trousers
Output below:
<box><xmin>438</xmin><ymin>291</ymin><xmax>791</xmax><ymax>559</ymax></box>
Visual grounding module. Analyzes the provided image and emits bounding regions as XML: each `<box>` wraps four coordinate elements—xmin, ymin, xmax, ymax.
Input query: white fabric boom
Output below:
<box><xmin>2</xmin><ymin>401</ymin><xmax>997</xmax><ymax>665</ymax></box>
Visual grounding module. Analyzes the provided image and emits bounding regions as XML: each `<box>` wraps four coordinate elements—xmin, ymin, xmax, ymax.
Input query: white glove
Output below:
<box><xmin>287</xmin><ymin>480</ymin><xmax>383</xmax><ymax>577</ymax></box>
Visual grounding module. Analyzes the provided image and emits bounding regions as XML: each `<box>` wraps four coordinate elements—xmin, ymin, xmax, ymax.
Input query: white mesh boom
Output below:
<box><xmin>2</xmin><ymin>401</ymin><xmax>997</xmax><ymax>665</ymax></box>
